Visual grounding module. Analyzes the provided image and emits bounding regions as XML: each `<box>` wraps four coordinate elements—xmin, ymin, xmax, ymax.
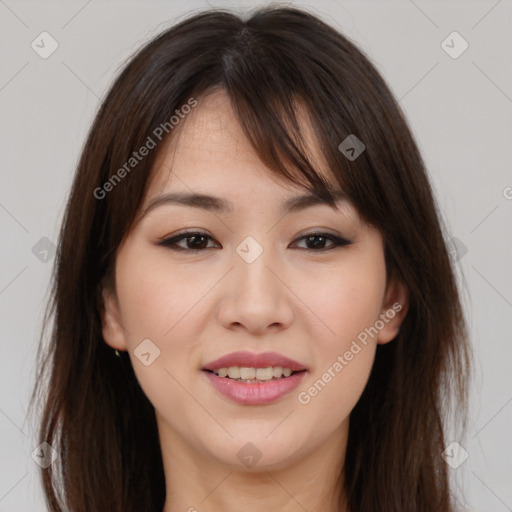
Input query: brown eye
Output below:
<box><xmin>157</xmin><ymin>231</ymin><xmax>220</xmax><ymax>251</ymax></box>
<box><xmin>290</xmin><ymin>232</ymin><xmax>353</xmax><ymax>251</ymax></box>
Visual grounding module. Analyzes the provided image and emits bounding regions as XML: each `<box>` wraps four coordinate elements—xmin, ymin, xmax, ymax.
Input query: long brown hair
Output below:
<box><xmin>29</xmin><ymin>6</ymin><xmax>471</xmax><ymax>511</ymax></box>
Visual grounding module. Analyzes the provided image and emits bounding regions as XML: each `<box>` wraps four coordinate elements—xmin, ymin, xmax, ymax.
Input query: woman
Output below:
<box><xmin>30</xmin><ymin>6</ymin><xmax>471</xmax><ymax>511</ymax></box>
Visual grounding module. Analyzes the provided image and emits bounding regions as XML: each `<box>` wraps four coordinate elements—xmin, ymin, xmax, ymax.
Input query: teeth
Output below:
<box><xmin>240</xmin><ymin>367</ymin><xmax>256</xmax><ymax>379</ymax></box>
<box><xmin>227</xmin><ymin>366</ymin><xmax>240</xmax><ymax>379</ymax></box>
<box><xmin>255</xmin><ymin>367</ymin><xmax>274</xmax><ymax>380</ymax></box>
<box><xmin>212</xmin><ymin>366</ymin><xmax>296</xmax><ymax>380</ymax></box>
<box><xmin>217</xmin><ymin>368</ymin><xmax>228</xmax><ymax>377</ymax></box>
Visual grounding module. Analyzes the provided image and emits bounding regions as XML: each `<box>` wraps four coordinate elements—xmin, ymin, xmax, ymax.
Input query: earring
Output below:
<box><xmin>114</xmin><ymin>349</ymin><xmax>121</xmax><ymax>357</ymax></box>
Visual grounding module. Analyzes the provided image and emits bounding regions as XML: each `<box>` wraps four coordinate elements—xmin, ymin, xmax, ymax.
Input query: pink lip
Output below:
<box><xmin>204</xmin><ymin>370</ymin><xmax>307</xmax><ymax>405</ymax></box>
<box><xmin>203</xmin><ymin>350</ymin><xmax>307</xmax><ymax>372</ymax></box>
<box><xmin>202</xmin><ymin>350</ymin><xmax>308</xmax><ymax>405</ymax></box>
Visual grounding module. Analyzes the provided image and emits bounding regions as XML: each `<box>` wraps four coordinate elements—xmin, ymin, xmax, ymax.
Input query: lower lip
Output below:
<box><xmin>203</xmin><ymin>370</ymin><xmax>307</xmax><ymax>405</ymax></box>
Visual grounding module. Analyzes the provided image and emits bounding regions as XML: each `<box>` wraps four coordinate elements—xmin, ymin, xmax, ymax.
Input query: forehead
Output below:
<box><xmin>146</xmin><ymin>88</ymin><xmax>338</xmax><ymax>196</ymax></box>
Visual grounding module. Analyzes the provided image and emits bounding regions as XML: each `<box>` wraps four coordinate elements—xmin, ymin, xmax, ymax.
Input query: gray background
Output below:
<box><xmin>1</xmin><ymin>0</ymin><xmax>511</xmax><ymax>510</ymax></box>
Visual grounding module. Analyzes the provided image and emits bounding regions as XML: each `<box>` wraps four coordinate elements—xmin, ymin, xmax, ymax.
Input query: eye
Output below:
<box><xmin>157</xmin><ymin>229</ymin><xmax>353</xmax><ymax>252</ymax></box>
<box><xmin>290</xmin><ymin>231</ymin><xmax>353</xmax><ymax>251</ymax></box>
<box><xmin>156</xmin><ymin>230</ymin><xmax>220</xmax><ymax>251</ymax></box>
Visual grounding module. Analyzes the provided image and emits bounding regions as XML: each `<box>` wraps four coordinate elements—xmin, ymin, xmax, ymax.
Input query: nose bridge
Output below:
<box><xmin>233</xmin><ymin>235</ymin><xmax>279</xmax><ymax>299</ymax></box>
<box><xmin>217</xmin><ymin>234</ymin><xmax>294</xmax><ymax>332</ymax></box>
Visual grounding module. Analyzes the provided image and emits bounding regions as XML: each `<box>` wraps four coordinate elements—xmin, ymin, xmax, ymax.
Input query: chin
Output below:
<box><xmin>202</xmin><ymin>429</ymin><xmax>307</xmax><ymax>472</ymax></box>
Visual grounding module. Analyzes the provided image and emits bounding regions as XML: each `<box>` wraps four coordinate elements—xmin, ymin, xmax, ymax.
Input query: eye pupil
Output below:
<box><xmin>306</xmin><ymin>235</ymin><xmax>326</xmax><ymax>249</ymax></box>
<box><xmin>188</xmin><ymin>235</ymin><xmax>208</xmax><ymax>249</ymax></box>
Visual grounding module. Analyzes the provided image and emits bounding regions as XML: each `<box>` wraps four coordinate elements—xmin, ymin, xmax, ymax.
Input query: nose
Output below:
<box><xmin>216</xmin><ymin>243</ymin><xmax>294</xmax><ymax>335</ymax></box>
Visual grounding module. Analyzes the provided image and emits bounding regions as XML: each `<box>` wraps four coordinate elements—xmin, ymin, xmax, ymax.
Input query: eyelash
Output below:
<box><xmin>156</xmin><ymin>230</ymin><xmax>353</xmax><ymax>252</ymax></box>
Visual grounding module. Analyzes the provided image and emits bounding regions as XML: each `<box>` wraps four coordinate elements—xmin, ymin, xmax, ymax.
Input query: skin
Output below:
<box><xmin>101</xmin><ymin>89</ymin><xmax>408</xmax><ymax>512</ymax></box>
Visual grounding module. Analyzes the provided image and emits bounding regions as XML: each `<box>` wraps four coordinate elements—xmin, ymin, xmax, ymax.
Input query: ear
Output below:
<box><xmin>100</xmin><ymin>287</ymin><xmax>128</xmax><ymax>351</ymax></box>
<box><xmin>376</xmin><ymin>275</ymin><xmax>409</xmax><ymax>345</ymax></box>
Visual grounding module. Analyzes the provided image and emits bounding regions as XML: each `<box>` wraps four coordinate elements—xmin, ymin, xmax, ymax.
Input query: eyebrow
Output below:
<box><xmin>139</xmin><ymin>190</ymin><xmax>348</xmax><ymax>219</ymax></box>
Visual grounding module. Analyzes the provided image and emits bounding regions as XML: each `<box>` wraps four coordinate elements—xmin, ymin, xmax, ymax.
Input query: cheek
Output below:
<box><xmin>293</xmin><ymin>250</ymin><xmax>385</xmax><ymax>412</ymax></box>
<box><xmin>295</xmin><ymin>249</ymin><xmax>387</xmax><ymax>354</ymax></box>
<box><xmin>114</xmin><ymin>245</ymin><xmax>209</xmax><ymax>391</ymax></box>
<box><xmin>115</xmin><ymin>244</ymin><xmax>207</xmax><ymax>342</ymax></box>
<box><xmin>295</xmin><ymin>277</ymin><xmax>380</xmax><ymax>430</ymax></box>
<box><xmin>114</xmin><ymin>249</ymin><xmax>208</xmax><ymax>421</ymax></box>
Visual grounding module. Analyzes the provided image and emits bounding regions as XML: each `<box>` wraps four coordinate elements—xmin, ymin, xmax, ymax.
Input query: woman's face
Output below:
<box><xmin>102</xmin><ymin>89</ymin><xmax>407</xmax><ymax>473</ymax></box>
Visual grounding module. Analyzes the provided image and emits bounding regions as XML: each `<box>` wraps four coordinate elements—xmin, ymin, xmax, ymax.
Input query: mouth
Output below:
<box><xmin>202</xmin><ymin>351</ymin><xmax>308</xmax><ymax>405</ymax></box>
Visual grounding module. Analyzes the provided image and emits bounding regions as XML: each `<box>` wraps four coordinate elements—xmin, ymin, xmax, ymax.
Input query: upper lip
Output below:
<box><xmin>203</xmin><ymin>350</ymin><xmax>308</xmax><ymax>372</ymax></box>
